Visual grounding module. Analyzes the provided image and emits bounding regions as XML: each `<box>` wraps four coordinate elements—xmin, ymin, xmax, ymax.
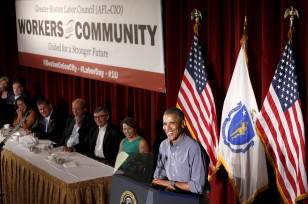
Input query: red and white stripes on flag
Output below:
<box><xmin>176</xmin><ymin>35</ymin><xmax>219</xmax><ymax>177</ymax></box>
<box><xmin>256</xmin><ymin>40</ymin><xmax>308</xmax><ymax>203</ymax></box>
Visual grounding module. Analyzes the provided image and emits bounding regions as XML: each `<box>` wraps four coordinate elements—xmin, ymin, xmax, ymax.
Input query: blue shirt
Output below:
<box><xmin>153</xmin><ymin>133</ymin><xmax>210</xmax><ymax>194</ymax></box>
<box><xmin>66</xmin><ymin>122</ymin><xmax>80</xmax><ymax>147</ymax></box>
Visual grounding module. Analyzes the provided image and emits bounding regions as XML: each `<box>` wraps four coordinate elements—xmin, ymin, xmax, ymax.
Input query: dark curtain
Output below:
<box><xmin>1</xmin><ymin>0</ymin><xmax>307</xmax><ymax>203</ymax></box>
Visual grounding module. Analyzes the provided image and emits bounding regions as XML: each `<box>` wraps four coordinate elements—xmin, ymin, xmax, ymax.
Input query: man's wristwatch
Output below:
<box><xmin>169</xmin><ymin>180</ymin><xmax>176</xmax><ymax>187</ymax></box>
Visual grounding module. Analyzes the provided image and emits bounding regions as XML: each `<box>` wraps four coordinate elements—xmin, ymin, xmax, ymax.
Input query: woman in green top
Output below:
<box><xmin>118</xmin><ymin>117</ymin><xmax>149</xmax><ymax>153</ymax></box>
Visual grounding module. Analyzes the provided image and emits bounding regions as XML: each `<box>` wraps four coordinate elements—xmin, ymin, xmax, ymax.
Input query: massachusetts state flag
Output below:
<box><xmin>176</xmin><ymin>35</ymin><xmax>219</xmax><ymax>177</ymax></box>
<box><xmin>256</xmin><ymin>40</ymin><xmax>308</xmax><ymax>203</ymax></box>
<box><xmin>218</xmin><ymin>36</ymin><xmax>268</xmax><ymax>204</ymax></box>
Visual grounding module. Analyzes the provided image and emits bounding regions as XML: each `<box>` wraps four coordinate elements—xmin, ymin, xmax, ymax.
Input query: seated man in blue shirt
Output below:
<box><xmin>61</xmin><ymin>98</ymin><xmax>95</xmax><ymax>152</ymax></box>
<box><xmin>152</xmin><ymin>107</ymin><xmax>210</xmax><ymax>197</ymax></box>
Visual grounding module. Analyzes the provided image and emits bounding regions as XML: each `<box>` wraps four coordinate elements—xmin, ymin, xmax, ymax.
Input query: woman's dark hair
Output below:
<box><xmin>15</xmin><ymin>96</ymin><xmax>33</xmax><ymax>112</ymax></box>
<box><xmin>121</xmin><ymin>117</ymin><xmax>138</xmax><ymax>131</ymax></box>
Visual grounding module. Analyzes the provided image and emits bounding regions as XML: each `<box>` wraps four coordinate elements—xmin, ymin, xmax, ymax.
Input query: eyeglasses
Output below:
<box><xmin>94</xmin><ymin>114</ymin><xmax>107</xmax><ymax>120</ymax></box>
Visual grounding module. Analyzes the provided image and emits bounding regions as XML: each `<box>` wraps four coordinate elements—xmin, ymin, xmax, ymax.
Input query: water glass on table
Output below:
<box><xmin>48</xmin><ymin>142</ymin><xmax>54</xmax><ymax>154</ymax></box>
<box><xmin>32</xmin><ymin>133</ymin><xmax>39</xmax><ymax>142</ymax></box>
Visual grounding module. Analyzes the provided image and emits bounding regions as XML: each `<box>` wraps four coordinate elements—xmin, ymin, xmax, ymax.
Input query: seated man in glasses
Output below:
<box><xmin>83</xmin><ymin>107</ymin><xmax>124</xmax><ymax>166</ymax></box>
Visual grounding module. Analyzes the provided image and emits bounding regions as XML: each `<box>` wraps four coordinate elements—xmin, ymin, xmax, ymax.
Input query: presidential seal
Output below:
<box><xmin>120</xmin><ymin>190</ymin><xmax>137</xmax><ymax>204</ymax></box>
<box><xmin>221</xmin><ymin>102</ymin><xmax>256</xmax><ymax>153</ymax></box>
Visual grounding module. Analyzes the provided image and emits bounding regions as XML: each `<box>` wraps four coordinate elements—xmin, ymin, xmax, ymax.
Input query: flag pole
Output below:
<box><xmin>177</xmin><ymin>8</ymin><xmax>221</xmax><ymax>178</ymax></box>
<box><xmin>243</xmin><ymin>16</ymin><xmax>247</xmax><ymax>36</ymax></box>
<box><xmin>191</xmin><ymin>9</ymin><xmax>202</xmax><ymax>36</ymax></box>
<box><xmin>284</xmin><ymin>6</ymin><xmax>299</xmax><ymax>43</ymax></box>
<box><xmin>240</xmin><ymin>16</ymin><xmax>248</xmax><ymax>64</ymax></box>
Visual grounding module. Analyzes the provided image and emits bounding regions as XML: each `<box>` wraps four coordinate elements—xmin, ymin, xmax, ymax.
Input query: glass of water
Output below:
<box><xmin>48</xmin><ymin>142</ymin><xmax>53</xmax><ymax>154</ymax></box>
<box><xmin>32</xmin><ymin>133</ymin><xmax>39</xmax><ymax>142</ymax></box>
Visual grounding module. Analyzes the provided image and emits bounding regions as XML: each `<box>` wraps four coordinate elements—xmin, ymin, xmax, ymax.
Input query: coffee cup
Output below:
<box><xmin>12</xmin><ymin>135</ymin><xmax>19</xmax><ymax>141</ymax></box>
<box><xmin>4</xmin><ymin>124</ymin><xmax>10</xmax><ymax>129</ymax></box>
<box><xmin>48</xmin><ymin>154</ymin><xmax>55</xmax><ymax>161</ymax></box>
<box><xmin>12</xmin><ymin>132</ymin><xmax>21</xmax><ymax>141</ymax></box>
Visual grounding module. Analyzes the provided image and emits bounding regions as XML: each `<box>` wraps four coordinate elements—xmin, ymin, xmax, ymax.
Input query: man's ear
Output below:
<box><xmin>181</xmin><ymin>119</ymin><xmax>186</xmax><ymax>128</ymax></box>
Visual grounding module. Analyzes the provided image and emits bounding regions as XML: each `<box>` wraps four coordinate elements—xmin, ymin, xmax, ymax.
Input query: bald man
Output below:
<box><xmin>61</xmin><ymin>98</ymin><xmax>95</xmax><ymax>152</ymax></box>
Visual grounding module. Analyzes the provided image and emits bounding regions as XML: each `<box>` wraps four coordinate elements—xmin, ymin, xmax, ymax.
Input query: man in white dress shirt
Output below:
<box><xmin>83</xmin><ymin>107</ymin><xmax>123</xmax><ymax>166</ymax></box>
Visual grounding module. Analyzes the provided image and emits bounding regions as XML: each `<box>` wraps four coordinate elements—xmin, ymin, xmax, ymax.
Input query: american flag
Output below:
<box><xmin>256</xmin><ymin>40</ymin><xmax>308</xmax><ymax>203</ymax></box>
<box><xmin>176</xmin><ymin>35</ymin><xmax>219</xmax><ymax>177</ymax></box>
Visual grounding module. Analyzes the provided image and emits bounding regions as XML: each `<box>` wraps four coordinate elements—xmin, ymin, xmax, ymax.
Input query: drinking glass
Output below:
<box><xmin>48</xmin><ymin>143</ymin><xmax>53</xmax><ymax>155</ymax></box>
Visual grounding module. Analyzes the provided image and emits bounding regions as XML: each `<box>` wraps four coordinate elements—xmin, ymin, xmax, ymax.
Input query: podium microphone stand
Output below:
<box><xmin>0</xmin><ymin>111</ymin><xmax>30</xmax><ymax>202</ymax></box>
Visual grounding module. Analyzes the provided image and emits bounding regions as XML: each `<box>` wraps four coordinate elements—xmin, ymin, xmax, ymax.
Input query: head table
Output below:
<box><xmin>0</xmin><ymin>134</ymin><xmax>114</xmax><ymax>204</ymax></box>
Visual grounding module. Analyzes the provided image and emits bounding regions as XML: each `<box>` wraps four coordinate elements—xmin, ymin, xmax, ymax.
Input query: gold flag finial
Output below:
<box><xmin>284</xmin><ymin>6</ymin><xmax>299</xmax><ymax>42</ymax></box>
<box><xmin>191</xmin><ymin>9</ymin><xmax>202</xmax><ymax>36</ymax></box>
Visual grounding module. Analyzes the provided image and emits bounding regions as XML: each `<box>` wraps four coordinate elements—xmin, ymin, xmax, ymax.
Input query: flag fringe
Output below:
<box><xmin>295</xmin><ymin>193</ymin><xmax>308</xmax><ymax>202</ymax></box>
<box><xmin>240</xmin><ymin>35</ymin><xmax>249</xmax><ymax>64</ymax></box>
<box><xmin>255</xmin><ymin>126</ymin><xmax>301</xmax><ymax>204</ymax></box>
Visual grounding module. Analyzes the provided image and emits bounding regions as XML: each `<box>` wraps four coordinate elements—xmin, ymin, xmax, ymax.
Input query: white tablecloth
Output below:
<box><xmin>1</xmin><ymin>137</ymin><xmax>114</xmax><ymax>183</ymax></box>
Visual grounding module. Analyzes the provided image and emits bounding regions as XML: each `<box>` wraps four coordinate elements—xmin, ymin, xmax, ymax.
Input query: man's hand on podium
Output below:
<box><xmin>152</xmin><ymin>178</ymin><xmax>177</xmax><ymax>192</ymax></box>
<box><xmin>152</xmin><ymin>178</ymin><xmax>191</xmax><ymax>193</ymax></box>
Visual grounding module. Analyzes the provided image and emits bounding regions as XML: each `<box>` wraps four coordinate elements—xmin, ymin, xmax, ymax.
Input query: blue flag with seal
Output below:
<box><xmin>218</xmin><ymin>36</ymin><xmax>268</xmax><ymax>204</ymax></box>
<box><xmin>222</xmin><ymin>102</ymin><xmax>255</xmax><ymax>153</ymax></box>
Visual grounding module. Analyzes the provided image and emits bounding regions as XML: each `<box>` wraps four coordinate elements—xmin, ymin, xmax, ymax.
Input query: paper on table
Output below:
<box><xmin>113</xmin><ymin>152</ymin><xmax>129</xmax><ymax>173</ymax></box>
<box><xmin>19</xmin><ymin>135</ymin><xmax>38</xmax><ymax>147</ymax></box>
<box><xmin>63</xmin><ymin>161</ymin><xmax>78</xmax><ymax>168</ymax></box>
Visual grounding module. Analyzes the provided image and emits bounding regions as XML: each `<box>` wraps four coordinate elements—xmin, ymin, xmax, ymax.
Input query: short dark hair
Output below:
<box><xmin>164</xmin><ymin>107</ymin><xmax>185</xmax><ymax>122</ymax></box>
<box><xmin>15</xmin><ymin>96</ymin><xmax>31</xmax><ymax>110</ymax></box>
<box><xmin>37</xmin><ymin>98</ymin><xmax>51</xmax><ymax>106</ymax></box>
<box><xmin>121</xmin><ymin>117</ymin><xmax>138</xmax><ymax>131</ymax></box>
<box><xmin>13</xmin><ymin>80</ymin><xmax>23</xmax><ymax>87</ymax></box>
<box><xmin>94</xmin><ymin>107</ymin><xmax>109</xmax><ymax>115</ymax></box>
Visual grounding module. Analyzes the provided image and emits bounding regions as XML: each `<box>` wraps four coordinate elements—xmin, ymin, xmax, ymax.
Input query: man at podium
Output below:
<box><xmin>152</xmin><ymin>107</ymin><xmax>210</xmax><ymax>202</ymax></box>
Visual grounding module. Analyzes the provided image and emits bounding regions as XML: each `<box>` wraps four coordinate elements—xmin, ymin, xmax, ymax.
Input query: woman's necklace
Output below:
<box><xmin>128</xmin><ymin>135</ymin><xmax>137</xmax><ymax>142</ymax></box>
